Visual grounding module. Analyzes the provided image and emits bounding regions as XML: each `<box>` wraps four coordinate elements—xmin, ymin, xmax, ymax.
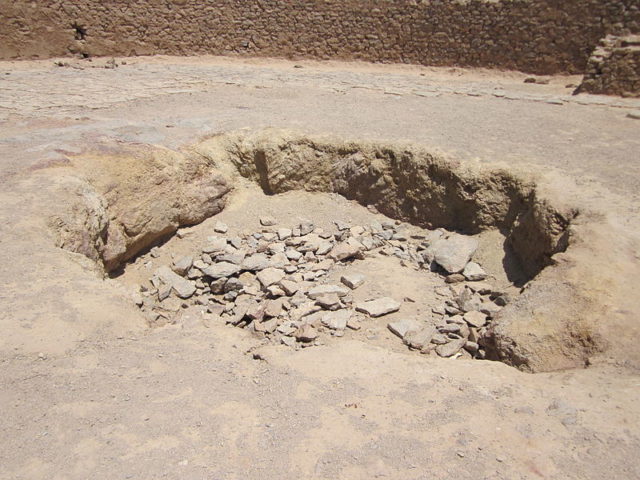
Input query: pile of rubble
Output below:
<box><xmin>134</xmin><ymin>216</ymin><xmax>509</xmax><ymax>359</ymax></box>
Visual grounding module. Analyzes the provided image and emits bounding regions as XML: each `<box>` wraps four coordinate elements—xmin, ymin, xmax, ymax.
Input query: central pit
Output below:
<box><xmin>47</xmin><ymin>129</ymin><xmax>597</xmax><ymax>372</ymax></box>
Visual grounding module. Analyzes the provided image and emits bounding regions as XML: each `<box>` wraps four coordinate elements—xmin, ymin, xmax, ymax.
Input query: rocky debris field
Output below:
<box><xmin>133</xmin><ymin>215</ymin><xmax>510</xmax><ymax>361</ymax></box>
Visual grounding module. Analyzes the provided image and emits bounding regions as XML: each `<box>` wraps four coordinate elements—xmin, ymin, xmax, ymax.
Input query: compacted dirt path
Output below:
<box><xmin>0</xmin><ymin>56</ymin><xmax>639</xmax><ymax>479</ymax></box>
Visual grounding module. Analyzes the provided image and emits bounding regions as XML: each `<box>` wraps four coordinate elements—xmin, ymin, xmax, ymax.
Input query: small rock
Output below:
<box><xmin>346</xmin><ymin>318</ymin><xmax>362</xmax><ymax>330</ymax></box>
<box><xmin>202</xmin><ymin>262</ymin><xmax>242</xmax><ymax>279</ymax></box>
<box><xmin>430</xmin><ymin>333</ymin><xmax>448</xmax><ymax>345</ymax></box>
<box><xmin>480</xmin><ymin>301</ymin><xmax>502</xmax><ymax>316</ymax></box>
<box><xmin>404</xmin><ymin>326</ymin><xmax>437</xmax><ymax>349</ymax></box>
<box><xmin>356</xmin><ymin>297</ymin><xmax>401</xmax><ymax>317</ymax></box>
<box><xmin>462</xmin><ymin>262</ymin><xmax>487</xmax><ymax>281</ymax></box>
<box><xmin>155</xmin><ymin>266</ymin><xmax>196</xmax><ymax>299</ymax></box>
<box><xmin>328</xmin><ymin>242</ymin><xmax>361</xmax><ymax>261</ymax></box>
<box><xmin>285</xmin><ymin>249</ymin><xmax>303</xmax><ymax>261</ymax></box>
<box><xmin>269</xmin><ymin>252</ymin><xmax>290</xmax><ymax>269</ymax></box>
<box><xmin>256</xmin><ymin>268</ymin><xmax>285</xmax><ymax>288</ymax></box>
<box><xmin>279</xmin><ymin>279</ymin><xmax>300</xmax><ymax>296</ymax></box>
<box><xmin>322</xmin><ymin>310</ymin><xmax>351</xmax><ymax>330</ymax></box>
<box><xmin>439</xmin><ymin>323</ymin><xmax>461</xmax><ymax>334</ymax></box>
<box><xmin>277</xmin><ymin>228</ymin><xmax>293</xmax><ymax>240</ymax></box>
<box><xmin>464</xmin><ymin>310</ymin><xmax>488</xmax><ymax>328</ymax></box>
<box><xmin>264</xmin><ymin>298</ymin><xmax>285</xmax><ymax>318</ymax></box>
<box><xmin>260</xmin><ymin>216</ymin><xmax>276</xmax><ymax>226</ymax></box>
<box><xmin>387</xmin><ymin>318</ymin><xmax>422</xmax><ymax>339</ymax></box>
<box><xmin>295</xmin><ymin>324</ymin><xmax>318</xmax><ymax>343</ymax></box>
<box><xmin>436</xmin><ymin>337</ymin><xmax>467</xmax><ymax>357</ymax></box>
<box><xmin>456</xmin><ymin>288</ymin><xmax>482</xmax><ymax>312</ymax></box>
<box><xmin>464</xmin><ymin>341</ymin><xmax>479</xmax><ymax>353</ymax></box>
<box><xmin>627</xmin><ymin>110</ymin><xmax>640</xmax><ymax>120</ymax></box>
<box><xmin>171</xmin><ymin>256</ymin><xmax>193</xmax><ymax>276</ymax></box>
<box><xmin>427</xmin><ymin>234</ymin><xmax>478</xmax><ymax>273</ymax></box>
<box><xmin>316</xmin><ymin>241</ymin><xmax>333</xmax><ymax>256</ymax></box>
<box><xmin>340</xmin><ymin>273</ymin><xmax>365</xmax><ymax>290</ymax></box>
<box><xmin>300</xmin><ymin>220</ymin><xmax>315</xmax><ymax>235</ymax></box>
<box><xmin>202</xmin><ymin>237</ymin><xmax>227</xmax><ymax>254</ymax></box>
<box><xmin>241</xmin><ymin>253</ymin><xmax>271</xmax><ymax>271</ymax></box>
<box><xmin>224</xmin><ymin>277</ymin><xmax>244</xmax><ymax>293</ymax></box>
<box><xmin>214</xmin><ymin>221</ymin><xmax>228</xmax><ymax>233</ymax></box>
<box><xmin>246</xmin><ymin>302</ymin><xmax>266</xmax><ymax>321</ymax></box>
<box><xmin>445</xmin><ymin>273</ymin><xmax>466</xmax><ymax>283</ymax></box>
<box><xmin>281</xmin><ymin>336</ymin><xmax>297</xmax><ymax>347</ymax></box>
<box><xmin>266</xmin><ymin>285</ymin><xmax>286</xmax><ymax>297</ymax></box>
<box><xmin>307</xmin><ymin>284</ymin><xmax>350</xmax><ymax>299</ymax></box>
<box><xmin>334</xmin><ymin>220</ymin><xmax>350</xmax><ymax>231</ymax></box>
<box><xmin>158</xmin><ymin>283</ymin><xmax>172</xmax><ymax>301</ymax></box>
<box><xmin>315</xmin><ymin>293</ymin><xmax>342</xmax><ymax>310</ymax></box>
<box><xmin>350</xmin><ymin>225</ymin><xmax>365</xmax><ymax>236</ymax></box>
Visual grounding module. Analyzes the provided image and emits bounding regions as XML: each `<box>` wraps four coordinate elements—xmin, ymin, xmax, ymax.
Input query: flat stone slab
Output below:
<box><xmin>256</xmin><ymin>268</ymin><xmax>286</xmax><ymax>288</ymax></box>
<box><xmin>404</xmin><ymin>326</ymin><xmax>437</xmax><ymax>349</ymax></box>
<box><xmin>328</xmin><ymin>242</ymin><xmax>361</xmax><ymax>261</ymax></box>
<box><xmin>201</xmin><ymin>261</ymin><xmax>242</xmax><ymax>279</ymax></box>
<box><xmin>462</xmin><ymin>261</ymin><xmax>487</xmax><ymax>281</ymax></box>
<box><xmin>322</xmin><ymin>310</ymin><xmax>351</xmax><ymax>330</ymax></box>
<box><xmin>241</xmin><ymin>253</ymin><xmax>270</xmax><ymax>271</ymax></box>
<box><xmin>307</xmin><ymin>284</ymin><xmax>350</xmax><ymax>299</ymax></box>
<box><xmin>387</xmin><ymin>318</ymin><xmax>422</xmax><ymax>339</ymax></box>
<box><xmin>341</xmin><ymin>273</ymin><xmax>365</xmax><ymax>290</ymax></box>
<box><xmin>428</xmin><ymin>234</ymin><xmax>478</xmax><ymax>273</ymax></box>
<box><xmin>356</xmin><ymin>297</ymin><xmax>401</xmax><ymax>317</ymax></box>
<box><xmin>436</xmin><ymin>337</ymin><xmax>467</xmax><ymax>357</ymax></box>
<box><xmin>464</xmin><ymin>310</ymin><xmax>488</xmax><ymax>328</ymax></box>
<box><xmin>155</xmin><ymin>266</ymin><xmax>196</xmax><ymax>299</ymax></box>
<box><xmin>171</xmin><ymin>255</ymin><xmax>193</xmax><ymax>276</ymax></box>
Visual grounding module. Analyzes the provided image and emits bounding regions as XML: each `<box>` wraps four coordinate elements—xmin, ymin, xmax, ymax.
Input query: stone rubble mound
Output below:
<box><xmin>134</xmin><ymin>216</ymin><xmax>508</xmax><ymax>359</ymax></box>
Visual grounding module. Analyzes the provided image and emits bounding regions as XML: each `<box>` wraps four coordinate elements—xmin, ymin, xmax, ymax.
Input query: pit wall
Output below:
<box><xmin>1</xmin><ymin>0</ymin><xmax>639</xmax><ymax>75</ymax></box>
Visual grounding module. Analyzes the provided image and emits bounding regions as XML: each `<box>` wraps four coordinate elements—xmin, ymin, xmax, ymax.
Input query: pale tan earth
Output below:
<box><xmin>1</xmin><ymin>56</ymin><xmax>640</xmax><ymax>479</ymax></box>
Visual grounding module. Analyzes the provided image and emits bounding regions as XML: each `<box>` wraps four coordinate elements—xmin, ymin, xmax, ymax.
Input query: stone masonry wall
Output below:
<box><xmin>577</xmin><ymin>35</ymin><xmax>640</xmax><ymax>97</ymax></box>
<box><xmin>0</xmin><ymin>0</ymin><xmax>639</xmax><ymax>75</ymax></box>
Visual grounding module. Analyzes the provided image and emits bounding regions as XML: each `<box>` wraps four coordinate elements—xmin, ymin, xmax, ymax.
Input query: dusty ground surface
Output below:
<box><xmin>1</xmin><ymin>56</ymin><xmax>640</xmax><ymax>479</ymax></box>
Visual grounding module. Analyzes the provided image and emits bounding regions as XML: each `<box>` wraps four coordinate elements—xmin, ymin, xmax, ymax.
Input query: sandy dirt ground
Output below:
<box><xmin>0</xmin><ymin>56</ymin><xmax>639</xmax><ymax>479</ymax></box>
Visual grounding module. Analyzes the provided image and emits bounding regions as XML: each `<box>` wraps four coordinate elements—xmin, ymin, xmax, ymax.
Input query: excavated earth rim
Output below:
<box><xmin>48</xmin><ymin>129</ymin><xmax>619</xmax><ymax>373</ymax></box>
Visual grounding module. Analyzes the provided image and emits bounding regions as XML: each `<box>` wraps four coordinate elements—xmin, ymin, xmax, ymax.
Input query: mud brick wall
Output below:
<box><xmin>1</xmin><ymin>0</ymin><xmax>639</xmax><ymax>74</ymax></box>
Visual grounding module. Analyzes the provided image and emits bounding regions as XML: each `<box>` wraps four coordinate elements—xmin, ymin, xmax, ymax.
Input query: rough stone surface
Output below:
<box><xmin>155</xmin><ymin>266</ymin><xmax>196</xmax><ymax>299</ymax></box>
<box><xmin>578</xmin><ymin>35</ymin><xmax>640</xmax><ymax>97</ymax></box>
<box><xmin>464</xmin><ymin>310</ymin><xmax>489</xmax><ymax>328</ymax></box>
<box><xmin>341</xmin><ymin>273</ymin><xmax>365</xmax><ymax>290</ymax></box>
<box><xmin>256</xmin><ymin>268</ymin><xmax>286</xmax><ymax>288</ymax></box>
<box><xmin>356</xmin><ymin>298</ymin><xmax>401</xmax><ymax>317</ymax></box>
<box><xmin>404</xmin><ymin>326</ymin><xmax>437</xmax><ymax>350</ymax></box>
<box><xmin>387</xmin><ymin>319</ymin><xmax>422</xmax><ymax>339</ymax></box>
<box><xmin>322</xmin><ymin>310</ymin><xmax>351</xmax><ymax>331</ymax></box>
<box><xmin>171</xmin><ymin>255</ymin><xmax>193</xmax><ymax>277</ymax></box>
<box><xmin>428</xmin><ymin>234</ymin><xmax>479</xmax><ymax>273</ymax></box>
<box><xmin>463</xmin><ymin>262</ymin><xmax>488</xmax><ymax>281</ymax></box>
<box><xmin>436</xmin><ymin>337</ymin><xmax>467</xmax><ymax>357</ymax></box>
<box><xmin>307</xmin><ymin>285</ymin><xmax>349</xmax><ymax>299</ymax></box>
<box><xmin>201</xmin><ymin>262</ymin><xmax>242</xmax><ymax>279</ymax></box>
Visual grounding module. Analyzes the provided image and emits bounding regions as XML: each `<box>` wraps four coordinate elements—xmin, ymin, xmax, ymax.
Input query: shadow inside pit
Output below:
<box><xmin>501</xmin><ymin>235</ymin><xmax>530</xmax><ymax>288</ymax></box>
<box><xmin>107</xmin><ymin>231</ymin><xmax>176</xmax><ymax>279</ymax></box>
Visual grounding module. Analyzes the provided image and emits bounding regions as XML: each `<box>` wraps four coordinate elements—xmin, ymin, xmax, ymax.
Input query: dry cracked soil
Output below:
<box><xmin>1</xmin><ymin>56</ymin><xmax>640</xmax><ymax>480</ymax></box>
